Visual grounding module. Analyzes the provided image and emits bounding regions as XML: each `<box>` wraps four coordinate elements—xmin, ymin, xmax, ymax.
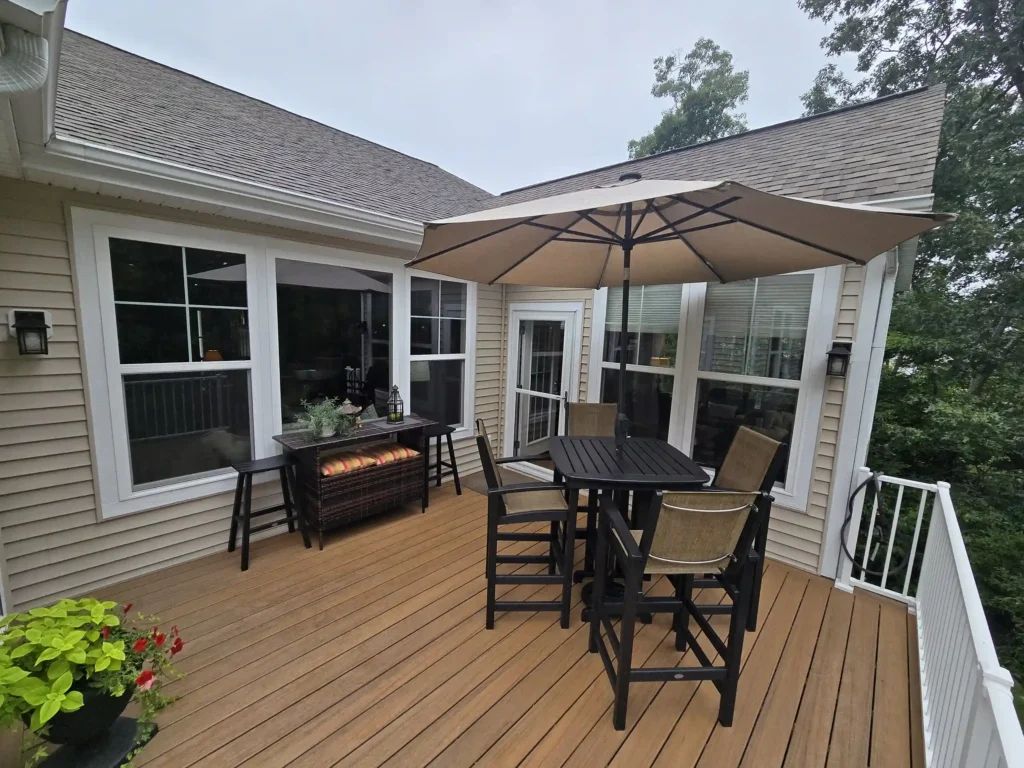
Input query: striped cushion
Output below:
<box><xmin>360</xmin><ymin>443</ymin><xmax>420</xmax><ymax>465</ymax></box>
<box><xmin>320</xmin><ymin>452</ymin><xmax>377</xmax><ymax>476</ymax></box>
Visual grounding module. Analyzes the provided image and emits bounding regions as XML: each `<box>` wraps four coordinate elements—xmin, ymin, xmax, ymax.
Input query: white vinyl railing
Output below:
<box><xmin>837</xmin><ymin>469</ymin><xmax>1023</xmax><ymax>767</ymax></box>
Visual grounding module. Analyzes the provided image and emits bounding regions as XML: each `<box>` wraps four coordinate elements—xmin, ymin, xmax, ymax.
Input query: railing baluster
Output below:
<box><xmin>903</xmin><ymin>489</ymin><xmax>929</xmax><ymax>596</ymax></box>
<box><xmin>880</xmin><ymin>484</ymin><xmax>904</xmax><ymax>590</ymax></box>
<box><xmin>860</xmin><ymin>484</ymin><xmax>881</xmax><ymax>577</ymax></box>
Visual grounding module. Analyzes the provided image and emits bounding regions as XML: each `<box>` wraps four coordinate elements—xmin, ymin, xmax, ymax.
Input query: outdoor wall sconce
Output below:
<box><xmin>7</xmin><ymin>309</ymin><xmax>52</xmax><ymax>356</ymax></box>
<box><xmin>826</xmin><ymin>341</ymin><xmax>852</xmax><ymax>378</ymax></box>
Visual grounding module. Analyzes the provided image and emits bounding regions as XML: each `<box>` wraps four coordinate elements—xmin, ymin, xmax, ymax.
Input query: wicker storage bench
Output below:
<box><xmin>272</xmin><ymin>416</ymin><xmax>436</xmax><ymax>549</ymax></box>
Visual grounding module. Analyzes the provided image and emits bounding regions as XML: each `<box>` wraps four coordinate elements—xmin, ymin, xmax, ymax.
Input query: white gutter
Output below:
<box><xmin>21</xmin><ymin>135</ymin><xmax>426</xmax><ymax>249</ymax></box>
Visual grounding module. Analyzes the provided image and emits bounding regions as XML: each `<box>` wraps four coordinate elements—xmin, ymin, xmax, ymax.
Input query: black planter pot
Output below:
<box><xmin>24</xmin><ymin>686</ymin><xmax>133</xmax><ymax>747</ymax></box>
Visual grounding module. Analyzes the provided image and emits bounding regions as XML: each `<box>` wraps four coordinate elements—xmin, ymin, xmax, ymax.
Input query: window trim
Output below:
<box><xmin>407</xmin><ymin>270</ymin><xmax>477</xmax><ymax>439</ymax></box>
<box><xmin>589</xmin><ymin>265</ymin><xmax>843</xmax><ymax>512</ymax></box>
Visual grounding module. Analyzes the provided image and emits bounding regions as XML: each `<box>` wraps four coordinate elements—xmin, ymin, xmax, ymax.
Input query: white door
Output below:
<box><xmin>503</xmin><ymin>303</ymin><xmax>582</xmax><ymax>476</ymax></box>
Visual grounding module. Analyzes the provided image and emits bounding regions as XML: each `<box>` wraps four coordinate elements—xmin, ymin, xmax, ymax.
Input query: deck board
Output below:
<box><xmin>66</xmin><ymin>484</ymin><xmax>920</xmax><ymax>768</ymax></box>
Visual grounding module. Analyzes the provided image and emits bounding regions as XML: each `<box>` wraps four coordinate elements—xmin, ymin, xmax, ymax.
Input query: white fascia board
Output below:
<box><xmin>21</xmin><ymin>135</ymin><xmax>426</xmax><ymax>250</ymax></box>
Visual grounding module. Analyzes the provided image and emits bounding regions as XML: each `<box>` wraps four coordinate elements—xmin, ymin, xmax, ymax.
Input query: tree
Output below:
<box><xmin>628</xmin><ymin>38</ymin><xmax>749</xmax><ymax>159</ymax></box>
<box><xmin>798</xmin><ymin>0</ymin><xmax>1024</xmax><ymax>717</ymax></box>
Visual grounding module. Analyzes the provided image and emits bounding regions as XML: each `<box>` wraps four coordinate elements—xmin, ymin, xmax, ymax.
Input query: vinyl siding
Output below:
<box><xmin>0</xmin><ymin>177</ymin><xmax>498</xmax><ymax>610</ymax></box>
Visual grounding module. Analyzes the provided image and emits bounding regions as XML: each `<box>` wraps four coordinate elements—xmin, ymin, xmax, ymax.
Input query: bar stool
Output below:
<box><xmin>229</xmin><ymin>455</ymin><xmax>311</xmax><ymax>571</ymax></box>
<box><xmin>423</xmin><ymin>423</ymin><xmax>462</xmax><ymax>508</ymax></box>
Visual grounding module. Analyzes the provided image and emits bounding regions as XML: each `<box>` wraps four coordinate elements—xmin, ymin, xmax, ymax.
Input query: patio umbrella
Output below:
<box><xmin>407</xmin><ymin>175</ymin><xmax>954</xmax><ymax>442</ymax></box>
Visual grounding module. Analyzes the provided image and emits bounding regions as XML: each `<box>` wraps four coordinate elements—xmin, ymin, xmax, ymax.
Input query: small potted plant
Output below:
<box><xmin>0</xmin><ymin>598</ymin><xmax>184</xmax><ymax>766</ymax></box>
<box><xmin>299</xmin><ymin>397</ymin><xmax>358</xmax><ymax>439</ymax></box>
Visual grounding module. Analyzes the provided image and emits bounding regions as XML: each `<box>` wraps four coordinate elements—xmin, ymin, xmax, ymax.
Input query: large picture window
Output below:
<box><xmin>599</xmin><ymin>284</ymin><xmax>682</xmax><ymax>440</ymax></box>
<box><xmin>108</xmin><ymin>237</ymin><xmax>254</xmax><ymax>490</ymax></box>
<box><xmin>409</xmin><ymin>276</ymin><xmax>469</xmax><ymax>427</ymax></box>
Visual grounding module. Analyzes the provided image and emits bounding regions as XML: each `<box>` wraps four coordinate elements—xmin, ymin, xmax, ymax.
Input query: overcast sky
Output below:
<box><xmin>65</xmin><ymin>0</ymin><xmax>853</xmax><ymax>195</ymax></box>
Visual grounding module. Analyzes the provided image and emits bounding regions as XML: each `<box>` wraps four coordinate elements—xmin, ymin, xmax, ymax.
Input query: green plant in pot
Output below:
<box><xmin>298</xmin><ymin>397</ymin><xmax>358</xmax><ymax>439</ymax></box>
<box><xmin>0</xmin><ymin>598</ymin><xmax>184</xmax><ymax>765</ymax></box>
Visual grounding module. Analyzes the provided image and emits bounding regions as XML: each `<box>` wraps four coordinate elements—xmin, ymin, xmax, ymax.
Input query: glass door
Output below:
<box><xmin>505</xmin><ymin>307</ymin><xmax>579</xmax><ymax>471</ymax></box>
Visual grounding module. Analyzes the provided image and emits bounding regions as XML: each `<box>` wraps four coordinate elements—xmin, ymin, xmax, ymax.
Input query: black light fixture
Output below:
<box><xmin>8</xmin><ymin>310</ymin><xmax>51</xmax><ymax>356</ymax></box>
<box><xmin>387</xmin><ymin>385</ymin><xmax>405</xmax><ymax>423</ymax></box>
<box><xmin>826</xmin><ymin>342</ymin><xmax>852</xmax><ymax>378</ymax></box>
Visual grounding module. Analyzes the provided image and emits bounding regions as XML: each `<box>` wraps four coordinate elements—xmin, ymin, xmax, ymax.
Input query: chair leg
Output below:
<box><xmin>240</xmin><ymin>475</ymin><xmax>253</xmax><ymax>572</ymax></box>
<box><xmin>613</xmin><ymin>565</ymin><xmax>640</xmax><ymax>731</ymax></box>
<box><xmin>422</xmin><ymin>434</ymin><xmax>430</xmax><ymax>510</ymax></box>
<box><xmin>590</xmin><ymin>514</ymin><xmax>609</xmax><ymax>654</ymax></box>
<box><xmin>561</xmin><ymin>491</ymin><xmax>579</xmax><ymax>629</ymax></box>
<box><xmin>720</xmin><ymin>557</ymin><xmax>755</xmax><ymax>726</ymax></box>
<box><xmin>435</xmin><ymin>435</ymin><xmax>443</xmax><ymax>487</ymax></box>
<box><xmin>748</xmin><ymin>521</ymin><xmax>769</xmax><ymax>631</ymax></box>
<box><xmin>486</xmin><ymin>498</ymin><xmax>499</xmax><ymax>630</ymax></box>
<box><xmin>584</xmin><ymin>490</ymin><xmax>598</xmax><ymax>574</ymax></box>
<box><xmin>548</xmin><ymin>522</ymin><xmax>558</xmax><ymax>574</ymax></box>
<box><xmin>676</xmin><ymin>574</ymin><xmax>693</xmax><ymax>651</ymax></box>
<box><xmin>446</xmin><ymin>431</ymin><xmax>462</xmax><ymax>495</ymax></box>
<box><xmin>228</xmin><ymin>473</ymin><xmax>243</xmax><ymax>553</ymax></box>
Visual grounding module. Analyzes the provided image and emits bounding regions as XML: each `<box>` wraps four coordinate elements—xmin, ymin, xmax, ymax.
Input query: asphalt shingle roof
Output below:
<box><xmin>491</xmin><ymin>85</ymin><xmax>946</xmax><ymax>209</ymax></box>
<box><xmin>54</xmin><ymin>31</ymin><xmax>495</xmax><ymax>222</ymax></box>
<box><xmin>54</xmin><ymin>30</ymin><xmax>945</xmax><ymax>224</ymax></box>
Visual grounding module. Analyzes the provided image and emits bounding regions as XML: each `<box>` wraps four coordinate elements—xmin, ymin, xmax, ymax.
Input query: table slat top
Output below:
<box><xmin>550</xmin><ymin>436</ymin><xmax>709</xmax><ymax>488</ymax></box>
<box><xmin>272</xmin><ymin>415</ymin><xmax>435</xmax><ymax>452</ymax></box>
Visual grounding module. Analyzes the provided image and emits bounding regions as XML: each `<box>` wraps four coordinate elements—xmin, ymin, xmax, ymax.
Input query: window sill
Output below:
<box><xmin>97</xmin><ymin>468</ymin><xmax>275</xmax><ymax>520</ymax></box>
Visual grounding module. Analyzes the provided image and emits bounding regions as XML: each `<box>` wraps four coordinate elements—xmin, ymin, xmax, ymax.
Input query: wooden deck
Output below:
<box><xmin>92</xmin><ymin>484</ymin><xmax>921</xmax><ymax>768</ymax></box>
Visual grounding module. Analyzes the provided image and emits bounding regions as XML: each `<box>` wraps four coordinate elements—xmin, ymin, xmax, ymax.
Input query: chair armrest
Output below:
<box><xmin>488</xmin><ymin>482</ymin><xmax>565</xmax><ymax>496</ymax></box>
<box><xmin>601</xmin><ymin>498</ymin><xmax>643</xmax><ymax>561</ymax></box>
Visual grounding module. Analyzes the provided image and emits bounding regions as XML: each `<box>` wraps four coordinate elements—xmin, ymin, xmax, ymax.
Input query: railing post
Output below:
<box><xmin>835</xmin><ymin>466</ymin><xmax>871</xmax><ymax>592</ymax></box>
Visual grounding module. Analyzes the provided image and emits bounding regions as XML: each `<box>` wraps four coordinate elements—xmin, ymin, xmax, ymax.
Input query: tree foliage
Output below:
<box><xmin>628</xmin><ymin>38</ymin><xmax>749</xmax><ymax>159</ymax></box>
<box><xmin>799</xmin><ymin>0</ymin><xmax>1024</xmax><ymax>715</ymax></box>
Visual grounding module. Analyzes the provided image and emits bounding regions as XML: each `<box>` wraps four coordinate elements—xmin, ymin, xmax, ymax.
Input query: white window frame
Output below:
<box><xmin>590</xmin><ymin>265</ymin><xmax>843</xmax><ymax>512</ymax></box>
<box><xmin>72</xmin><ymin>208</ymin><xmax>272</xmax><ymax>518</ymax></box>
<box><xmin>407</xmin><ymin>269</ymin><xmax>477</xmax><ymax>440</ymax></box>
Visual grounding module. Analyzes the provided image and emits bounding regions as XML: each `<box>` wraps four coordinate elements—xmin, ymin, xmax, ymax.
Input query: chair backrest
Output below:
<box><xmin>714</xmin><ymin>426</ymin><xmax>785</xmax><ymax>493</ymax></box>
<box><xmin>475</xmin><ymin>418</ymin><xmax>503</xmax><ymax>490</ymax></box>
<box><xmin>640</xmin><ymin>490</ymin><xmax>760</xmax><ymax>572</ymax></box>
<box><xmin>565</xmin><ymin>402</ymin><xmax>617</xmax><ymax>437</ymax></box>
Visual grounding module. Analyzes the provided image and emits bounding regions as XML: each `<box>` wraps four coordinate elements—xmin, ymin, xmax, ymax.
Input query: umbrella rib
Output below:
<box><xmin>640</xmin><ymin>220</ymin><xmax>735</xmax><ymax>243</ymax></box>
<box><xmin>594</xmin><ymin>205</ymin><xmax>626</xmax><ymax>289</ymax></box>
<box><xmin>581</xmin><ymin>212</ymin><xmax>627</xmax><ymax>244</ymax></box>
<box><xmin>408</xmin><ymin>215</ymin><xmax>543</xmax><ymax>267</ymax></box>
<box><xmin>634</xmin><ymin>195</ymin><xmax>741</xmax><ymax>244</ymax></box>
<box><xmin>630</xmin><ymin>200</ymin><xmax>654</xmax><ymax>240</ymax></box>
<box><xmin>524</xmin><ymin>220</ymin><xmax>618</xmax><ymax>245</ymax></box>
<box><xmin>672</xmin><ymin>194</ymin><xmax>867</xmax><ymax>265</ymax></box>
<box><xmin>487</xmin><ymin>210</ymin><xmax>591</xmax><ymax>285</ymax></box>
<box><xmin>651</xmin><ymin>205</ymin><xmax>726</xmax><ymax>283</ymax></box>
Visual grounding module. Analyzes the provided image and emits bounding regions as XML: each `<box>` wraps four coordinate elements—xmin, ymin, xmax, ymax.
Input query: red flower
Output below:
<box><xmin>170</xmin><ymin>637</ymin><xmax>184</xmax><ymax>656</ymax></box>
<box><xmin>135</xmin><ymin>670</ymin><xmax>155</xmax><ymax>691</ymax></box>
<box><xmin>132</xmin><ymin>637</ymin><xmax>148</xmax><ymax>653</ymax></box>
<box><xmin>154</xmin><ymin>632</ymin><xmax>166</xmax><ymax>648</ymax></box>
<box><xmin>171</xmin><ymin>625</ymin><xmax>179</xmax><ymax>638</ymax></box>
<box><xmin>123</xmin><ymin>603</ymin><xmax>132</xmax><ymax>614</ymax></box>
<box><xmin>102</xmin><ymin>626</ymin><xmax>110</xmax><ymax>639</ymax></box>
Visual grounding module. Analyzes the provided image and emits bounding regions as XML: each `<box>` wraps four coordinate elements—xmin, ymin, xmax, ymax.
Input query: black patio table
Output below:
<box><xmin>548</xmin><ymin>435</ymin><xmax>709</xmax><ymax>615</ymax></box>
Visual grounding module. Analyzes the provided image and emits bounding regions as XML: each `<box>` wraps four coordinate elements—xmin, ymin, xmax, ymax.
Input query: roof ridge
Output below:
<box><xmin>498</xmin><ymin>85</ymin><xmax>939</xmax><ymax>197</ymax></box>
<box><xmin>61</xmin><ymin>29</ymin><xmax>493</xmax><ymax>199</ymax></box>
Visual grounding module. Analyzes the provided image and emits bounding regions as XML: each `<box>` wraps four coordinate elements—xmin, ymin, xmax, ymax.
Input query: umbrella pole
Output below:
<box><xmin>615</xmin><ymin>242</ymin><xmax>632</xmax><ymax>448</ymax></box>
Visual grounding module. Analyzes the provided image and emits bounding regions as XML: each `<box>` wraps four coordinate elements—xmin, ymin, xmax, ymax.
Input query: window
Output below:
<box><xmin>275</xmin><ymin>259</ymin><xmax>393</xmax><ymax>425</ymax></box>
<box><xmin>692</xmin><ymin>274</ymin><xmax>815</xmax><ymax>483</ymax></box>
<box><xmin>599</xmin><ymin>285</ymin><xmax>682</xmax><ymax>440</ymax></box>
<box><xmin>107</xmin><ymin>237</ymin><xmax>254</xmax><ymax>491</ymax></box>
<box><xmin>409</xmin><ymin>276</ymin><xmax>470</xmax><ymax>427</ymax></box>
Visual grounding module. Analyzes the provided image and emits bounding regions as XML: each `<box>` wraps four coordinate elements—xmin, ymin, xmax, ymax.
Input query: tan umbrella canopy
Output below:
<box><xmin>407</xmin><ymin>174</ymin><xmax>954</xmax><ymax>440</ymax></box>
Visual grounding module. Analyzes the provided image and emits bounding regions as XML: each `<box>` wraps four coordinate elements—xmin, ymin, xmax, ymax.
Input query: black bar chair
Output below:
<box><xmin>475</xmin><ymin>419</ymin><xmax>577</xmax><ymax>629</ymax></box>
<box><xmin>590</xmin><ymin>488</ymin><xmax>766</xmax><ymax>730</ymax></box>
<box><xmin>423</xmin><ymin>422</ymin><xmax>462</xmax><ymax>508</ymax></box>
<box><xmin>228</xmin><ymin>455</ymin><xmax>311</xmax><ymax>571</ymax></box>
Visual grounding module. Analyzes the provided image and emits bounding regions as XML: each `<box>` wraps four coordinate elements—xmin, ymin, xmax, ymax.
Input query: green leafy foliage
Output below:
<box><xmin>298</xmin><ymin>397</ymin><xmax>358</xmax><ymax>439</ymax></box>
<box><xmin>628</xmin><ymin>38</ymin><xmax>749</xmax><ymax>159</ymax></box>
<box><xmin>0</xmin><ymin>598</ymin><xmax>185</xmax><ymax>763</ymax></box>
<box><xmin>798</xmin><ymin>0</ymin><xmax>1024</xmax><ymax>720</ymax></box>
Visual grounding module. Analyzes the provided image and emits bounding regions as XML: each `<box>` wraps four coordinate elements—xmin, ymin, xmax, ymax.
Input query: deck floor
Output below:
<box><xmin>91</xmin><ymin>484</ymin><xmax>920</xmax><ymax>768</ymax></box>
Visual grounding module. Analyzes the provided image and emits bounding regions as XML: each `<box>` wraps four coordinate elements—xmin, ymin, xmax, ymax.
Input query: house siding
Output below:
<box><xmin>0</xmin><ymin>177</ymin><xmax>496</xmax><ymax>609</ymax></box>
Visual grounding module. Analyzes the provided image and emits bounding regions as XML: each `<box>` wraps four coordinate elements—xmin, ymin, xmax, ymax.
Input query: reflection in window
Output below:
<box><xmin>410</xmin><ymin>359</ymin><xmax>463</xmax><ymax>426</ymax></box>
<box><xmin>692</xmin><ymin>379</ymin><xmax>795</xmax><ymax>480</ymax></box>
<box><xmin>276</xmin><ymin>259</ymin><xmax>392</xmax><ymax>426</ymax></box>
<box><xmin>122</xmin><ymin>370</ymin><xmax>252</xmax><ymax>489</ymax></box>
<box><xmin>604</xmin><ymin>284</ymin><xmax>681</xmax><ymax>368</ymax></box>
<box><xmin>410</xmin><ymin>277</ymin><xmax>469</xmax><ymax>427</ymax></box>
<box><xmin>600</xmin><ymin>368</ymin><xmax>673</xmax><ymax>441</ymax></box>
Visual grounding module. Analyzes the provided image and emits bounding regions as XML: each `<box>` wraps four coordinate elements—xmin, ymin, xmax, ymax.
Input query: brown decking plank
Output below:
<box><xmin>736</xmin><ymin>575</ymin><xmax>833</xmax><ymax>768</ymax></box>
<box><xmin>907</xmin><ymin>611</ymin><xmax>926</xmax><ymax>768</ymax></box>
<box><xmin>140</xmin><ymin>544</ymin><xmax>559</xmax><ymax>768</ymax></box>
<box><xmin>651</xmin><ymin>567</ymin><xmax>805</xmax><ymax>768</ymax></box>
<box><xmin>781</xmin><ymin>587</ymin><xmax>855</xmax><ymax>768</ymax></box>
<box><xmin>870</xmin><ymin>600</ymin><xmax>912</xmax><ymax>768</ymax></box>
<box><xmin>825</xmin><ymin>593</ymin><xmax>881</xmax><ymax>768</ymax></box>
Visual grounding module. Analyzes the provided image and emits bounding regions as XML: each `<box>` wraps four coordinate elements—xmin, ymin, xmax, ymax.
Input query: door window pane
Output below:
<box><xmin>517</xmin><ymin>320</ymin><xmax>564</xmax><ymax>395</ymax></box>
<box><xmin>186</xmin><ymin>249</ymin><xmax>247</xmax><ymax>307</ymax></box>
<box><xmin>700</xmin><ymin>274</ymin><xmax>813</xmax><ymax>380</ymax></box>
<box><xmin>692</xmin><ymin>379</ymin><xmax>796</xmax><ymax>480</ymax></box>
<box><xmin>110</xmin><ymin>238</ymin><xmax>185</xmax><ymax>303</ymax></box>
<box><xmin>600</xmin><ymin>368</ymin><xmax>673</xmax><ymax>441</ymax></box>
<box><xmin>115</xmin><ymin>304</ymin><xmax>189</xmax><ymax>364</ymax></box>
<box><xmin>511</xmin><ymin>392</ymin><xmax>561</xmax><ymax>459</ymax></box>
<box><xmin>605</xmin><ymin>284</ymin><xmax>681</xmax><ymax>367</ymax></box>
<box><xmin>410</xmin><ymin>359</ymin><xmax>463</xmax><ymax>426</ymax></box>
<box><xmin>122</xmin><ymin>370</ymin><xmax>252</xmax><ymax>489</ymax></box>
<box><xmin>276</xmin><ymin>259</ymin><xmax>392</xmax><ymax>425</ymax></box>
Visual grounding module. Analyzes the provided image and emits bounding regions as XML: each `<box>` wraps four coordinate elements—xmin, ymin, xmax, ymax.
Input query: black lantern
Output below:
<box><xmin>10</xmin><ymin>310</ymin><xmax>50</xmax><ymax>356</ymax></box>
<box><xmin>826</xmin><ymin>342</ymin><xmax>852</xmax><ymax>378</ymax></box>
<box><xmin>387</xmin><ymin>385</ymin><xmax>405</xmax><ymax>423</ymax></box>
